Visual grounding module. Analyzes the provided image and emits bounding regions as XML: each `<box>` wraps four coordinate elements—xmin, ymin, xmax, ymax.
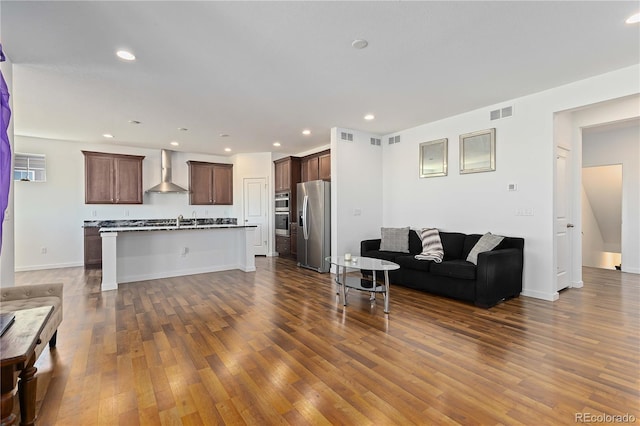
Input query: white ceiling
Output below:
<box><xmin>2</xmin><ymin>1</ymin><xmax>639</xmax><ymax>156</ymax></box>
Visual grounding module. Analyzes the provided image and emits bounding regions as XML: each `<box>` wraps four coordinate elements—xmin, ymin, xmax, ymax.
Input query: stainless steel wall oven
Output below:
<box><xmin>275</xmin><ymin>211</ymin><xmax>290</xmax><ymax>236</ymax></box>
<box><xmin>275</xmin><ymin>192</ymin><xmax>289</xmax><ymax>212</ymax></box>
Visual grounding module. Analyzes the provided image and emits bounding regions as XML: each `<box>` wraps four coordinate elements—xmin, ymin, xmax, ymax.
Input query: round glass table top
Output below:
<box><xmin>325</xmin><ymin>256</ymin><xmax>399</xmax><ymax>271</ymax></box>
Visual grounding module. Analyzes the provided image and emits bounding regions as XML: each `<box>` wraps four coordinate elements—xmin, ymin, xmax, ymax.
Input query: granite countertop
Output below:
<box><xmin>83</xmin><ymin>218</ymin><xmax>256</xmax><ymax>233</ymax></box>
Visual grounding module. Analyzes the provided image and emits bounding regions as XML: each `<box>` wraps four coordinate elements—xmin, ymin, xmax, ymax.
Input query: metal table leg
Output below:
<box><xmin>384</xmin><ymin>270</ymin><xmax>390</xmax><ymax>313</ymax></box>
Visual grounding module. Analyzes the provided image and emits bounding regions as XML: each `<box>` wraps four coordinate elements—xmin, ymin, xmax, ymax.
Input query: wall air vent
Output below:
<box><xmin>490</xmin><ymin>105</ymin><xmax>514</xmax><ymax>120</ymax></box>
<box><xmin>370</xmin><ymin>138</ymin><xmax>381</xmax><ymax>146</ymax></box>
<box><xmin>388</xmin><ymin>135</ymin><xmax>400</xmax><ymax>145</ymax></box>
<box><xmin>341</xmin><ymin>132</ymin><xmax>354</xmax><ymax>141</ymax></box>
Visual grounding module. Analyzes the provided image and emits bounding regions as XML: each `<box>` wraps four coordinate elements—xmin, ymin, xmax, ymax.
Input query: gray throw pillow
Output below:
<box><xmin>380</xmin><ymin>227</ymin><xmax>410</xmax><ymax>253</ymax></box>
<box><xmin>466</xmin><ymin>232</ymin><xmax>504</xmax><ymax>265</ymax></box>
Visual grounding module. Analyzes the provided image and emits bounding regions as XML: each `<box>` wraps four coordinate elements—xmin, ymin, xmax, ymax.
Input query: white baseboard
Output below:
<box><xmin>622</xmin><ymin>266</ymin><xmax>640</xmax><ymax>274</ymax></box>
<box><xmin>521</xmin><ymin>289</ymin><xmax>559</xmax><ymax>301</ymax></box>
<box><xmin>15</xmin><ymin>261</ymin><xmax>84</xmax><ymax>272</ymax></box>
<box><xmin>118</xmin><ymin>263</ymin><xmax>242</xmax><ymax>284</ymax></box>
<box><xmin>571</xmin><ymin>280</ymin><xmax>584</xmax><ymax>288</ymax></box>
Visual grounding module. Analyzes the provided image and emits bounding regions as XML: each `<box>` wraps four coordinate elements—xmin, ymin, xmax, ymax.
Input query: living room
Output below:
<box><xmin>1</xmin><ymin>2</ymin><xmax>639</xmax><ymax>425</ymax></box>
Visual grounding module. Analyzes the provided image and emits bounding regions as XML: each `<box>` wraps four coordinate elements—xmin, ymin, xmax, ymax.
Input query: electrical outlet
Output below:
<box><xmin>41</xmin><ymin>247</ymin><xmax>47</xmax><ymax>254</ymax></box>
<box><xmin>92</xmin><ymin>210</ymin><xmax>97</xmax><ymax>217</ymax></box>
<box><xmin>124</xmin><ymin>210</ymin><xmax>130</xmax><ymax>217</ymax></box>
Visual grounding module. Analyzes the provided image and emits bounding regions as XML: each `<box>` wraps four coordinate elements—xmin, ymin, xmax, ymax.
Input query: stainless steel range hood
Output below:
<box><xmin>146</xmin><ymin>149</ymin><xmax>189</xmax><ymax>193</ymax></box>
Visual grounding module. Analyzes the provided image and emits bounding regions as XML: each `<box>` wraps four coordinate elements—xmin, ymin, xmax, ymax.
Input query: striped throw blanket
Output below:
<box><xmin>414</xmin><ymin>228</ymin><xmax>444</xmax><ymax>263</ymax></box>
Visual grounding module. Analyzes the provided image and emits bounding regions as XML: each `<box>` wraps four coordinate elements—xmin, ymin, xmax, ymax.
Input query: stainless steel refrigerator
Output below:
<box><xmin>297</xmin><ymin>180</ymin><xmax>331</xmax><ymax>273</ymax></box>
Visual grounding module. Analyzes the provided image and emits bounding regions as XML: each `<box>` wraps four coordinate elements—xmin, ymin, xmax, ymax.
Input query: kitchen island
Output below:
<box><xmin>95</xmin><ymin>219</ymin><xmax>256</xmax><ymax>291</ymax></box>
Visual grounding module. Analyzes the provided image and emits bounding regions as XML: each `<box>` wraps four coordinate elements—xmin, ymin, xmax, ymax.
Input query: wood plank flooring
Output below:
<box><xmin>12</xmin><ymin>259</ymin><xmax>640</xmax><ymax>425</ymax></box>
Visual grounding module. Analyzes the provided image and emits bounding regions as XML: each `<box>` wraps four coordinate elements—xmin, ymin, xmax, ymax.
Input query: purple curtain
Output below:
<box><xmin>0</xmin><ymin>43</ymin><xmax>11</xmax><ymax>254</ymax></box>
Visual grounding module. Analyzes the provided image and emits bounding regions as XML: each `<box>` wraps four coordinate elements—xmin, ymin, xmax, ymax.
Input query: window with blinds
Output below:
<box><xmin>14</xmin><ymin>153</ymin><xmax>47</xmax><ymax>182</ymax></box>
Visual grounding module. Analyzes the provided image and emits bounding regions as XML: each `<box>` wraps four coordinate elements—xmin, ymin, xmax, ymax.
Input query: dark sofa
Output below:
<box><xmin>360</xmin><ymin>229</ymin><xmax>524</xmax><ymax>308</ymax></box>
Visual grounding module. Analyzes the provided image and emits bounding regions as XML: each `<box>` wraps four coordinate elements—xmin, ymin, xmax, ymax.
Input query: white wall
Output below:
<box><xmin>331</xmin><ymin>128</ymin><xmax>383</xmax><ymax>260</ymax></box>
<box><xmin>337</xmin><ymin>65</ymin><xmax>639</xmax><ymax>301</ymax></box>
<box><xmin>13</xmin><ymin>136</ymin><xmax>252</xmax><ymax>271</ymax></box>
<box><xmin>582</xmin><ymin>122</ymin><xmax>640</xmax><ymax>273</ymax></box>
<box><xmin>581</xmin><ymin>184</ymin><xmax>622</xmax><ymax>269</ymax></box>
<box><xmin>0</xmin><ymin>55</ymin><xmax>15</xmax><ymax>287</ymax></box>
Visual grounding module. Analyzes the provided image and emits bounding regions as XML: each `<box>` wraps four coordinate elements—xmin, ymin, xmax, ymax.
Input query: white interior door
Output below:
<box><xmin>243</xmin><ymin>178</ymin><xmax>268</xmax><ymax>256</ymax></box>
<box><xmin>556</xmin><ymin>147</ymin><xmax>572</xmax><ymax>291</ymax></box>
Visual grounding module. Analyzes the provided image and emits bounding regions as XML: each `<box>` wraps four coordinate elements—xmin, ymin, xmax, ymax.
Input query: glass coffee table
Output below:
<box><xmin>325</xmin><ymin>256</ymin><xmax>400</xmax><ymax>313</ymax></box>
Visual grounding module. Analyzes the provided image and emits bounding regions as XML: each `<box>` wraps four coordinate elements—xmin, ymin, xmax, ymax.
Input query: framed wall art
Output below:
<box><xmin>419</xmin><ymin>138</ymin><xmax>448</xmax><ymax>178</ymax></box>
<box><xmin>459</xmin><ymin>128</ymin><xmax>495</xmax><ymax>174</ymax></box>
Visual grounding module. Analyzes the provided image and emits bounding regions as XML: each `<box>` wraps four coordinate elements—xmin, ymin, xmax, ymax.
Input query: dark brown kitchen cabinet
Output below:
<box><xmin>319</xmin><ymin>152</ymin><xmax>331</xmax><ymax>181</ymax></box>
<box><xmin>187</xmin><ymin>161</ymin><xmax>233</xmax><ymax>205</ymax></box>
<box><xmin>300</xmin><ymin>149</ymin><xmax>330</xmax><ymax>183</ymax></box>
<box><xmin>82</xmin><ymin>151</ymin><xmax>144</xmax><ymax>204</ymax></box>
<box><xmin>276</xmin><ymin>235</ymin><xmax>291</xmax><ymax>256</ymax></box>
<box><xmin>274</xmin><ymin>156</ymin><xmax>301</xmax><ymax>192</ymax></box>
<box><xmin>84</xmin><ymin>227</ymin><xmax>102</xmax><ymax>268</ymax></box>
<box><xmin>301</xmin><ymin>156</ymin><xmax>319</xmax><ymax>182</ymax></box>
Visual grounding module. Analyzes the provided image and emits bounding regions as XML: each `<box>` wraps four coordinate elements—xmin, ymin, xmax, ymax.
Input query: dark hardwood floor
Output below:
<box><xmin>13</xmin><ymin>259</ymin><xmax>639</xmax><ymax>425</ymax></box>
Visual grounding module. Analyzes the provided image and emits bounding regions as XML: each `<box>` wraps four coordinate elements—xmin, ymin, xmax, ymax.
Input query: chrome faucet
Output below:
<box><xmin>177</xmin><ymin>214</ymin><xmax>183</xmax><ymax>227</ymax></box>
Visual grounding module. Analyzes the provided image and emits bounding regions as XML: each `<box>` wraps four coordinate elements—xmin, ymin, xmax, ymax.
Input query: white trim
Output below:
<box><xmin>14</xmin><ymin>261</ymin><xmax>84</xmax><ymax>272</ymax></box>
<box><xmin>571</xmin><ymin>280</ymin><xmax>584</xmax><ymax>288</ymax></box>
<box><xmin>521</xmin><ymin>289</ymin><xmax>559</xmax><ymax>302</ymax></box>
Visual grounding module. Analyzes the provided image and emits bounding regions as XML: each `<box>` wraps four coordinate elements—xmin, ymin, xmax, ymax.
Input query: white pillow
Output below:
<box><xmin>380</xmin><ymin>227</ymin><xmax>410</xmax><ymax>252</ymax></box>
<box><xmin>466</xmin><ymin>232</ymin><xmax>504</xmax><ymax>265</ymax></box>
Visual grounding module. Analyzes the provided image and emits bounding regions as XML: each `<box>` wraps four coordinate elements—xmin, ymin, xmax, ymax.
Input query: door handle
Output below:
<box><xmin>567</xmin><ymin>223</ymin><xmax>574</xmax><ymax>228</ymax></box>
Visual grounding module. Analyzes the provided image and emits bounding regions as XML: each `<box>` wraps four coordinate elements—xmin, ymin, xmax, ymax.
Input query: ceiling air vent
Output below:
<box><xmin>388</xmin><ymin>135</ymin><xmax>400</xmax><ymax>145</ymax></box>
<box><xmin>340</xmin><ymin>132</ymin><xmax>354</xmax><ymax>141</ymax></box>
<box><xmin>370</xmin><ymin>138</ymin><xmax>381</xmax><ymax>146</ymax></box>
<box><xmin>490</xmin><ymin>105</ymin><xmax>514</xmax><ymax>120</ymax></box>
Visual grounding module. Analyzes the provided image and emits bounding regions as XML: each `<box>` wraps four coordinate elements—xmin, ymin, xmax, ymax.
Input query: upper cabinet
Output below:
<box><xmin>82</xmin><ymin>151</ymin><xmax>144</xmax><ymax>204</ymax></box>
<box><xmin>187</xmin><ymin>161</ymin><xmax>233</xmax><ymax>205</ymax></box>
<box><xmin>274</xmin><ymin>156</ymin><xmax>301</xmax><ymax>192</ymax></box>
<box><xmin>318</xmin><ymin>152</ymin><xmax>331</xmax><ymax>181</ymax></box>
<box><xmin>301</xmin><ymin>150</ymin><xmax>330</xmax><ymax>183</ymax></box>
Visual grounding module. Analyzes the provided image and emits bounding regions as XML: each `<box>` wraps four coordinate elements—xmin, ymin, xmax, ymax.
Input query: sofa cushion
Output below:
<box><xmin>430</xmin><ymin>260</ymin><xmax>477</xmax><ymax>280</ymax></box>
<box><xmin>408</xmin><ymin>230</ymin><xmax>423</xmax><ymax>254</ymax></box>
<box><xmin>395</xmin><ymin>255</ymin><xmax>433</xmax><ymax>272</ymax></box>
<box><xmin>380</xmin><ymin>227</ymin><xmax>410</xmax><ymax>252</ymax></box>
<box><xmin>439</xmin><ymin>232</ymin><xmax>466</xmax><ymax>260</ymax></box>
<box><xmin>361</xmin><ymin>250</ymin><xmax>400</xmax><ymax>263</ymax></box>
<box><xmin>467</xmin><ymin>232</ymin><xmax>505</xmax><ymax>265</ymax></box>
<box><xmin>462</xmin><ymin>234</ymin><xmax>482</xmax><ymax>259</ymax></box>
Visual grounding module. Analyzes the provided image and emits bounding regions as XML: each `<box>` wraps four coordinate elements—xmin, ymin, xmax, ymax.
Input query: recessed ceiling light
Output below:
<box><xmin>302</xmin><ymin>129</ymin><xmax>311</xmax><ymax>136</ymax></box>
<box><xmin>219</xmin><ymin>133</ymin><xmax>230</xmax><ymax>138</ymax></box>
<box><xmin>352</xmin><ymin>39</ymin><xmax>368</xmax><ymax>49</ymax></box>
<box><xmin>626</xmin><ymin>12</ymin><xmax>640</xmax><ymax>24</ymax></box>
<box><xmin>224</xmin><ymin>148</ymin><xmax>232</xmax><ymax>152</ymax></box>
<box><xmin>364</xmin><ymin>114</ymin><xmax>375</xmax><ymax>121</ymax></box>
<box><xmin>273</xmin><ymin>142</ymin><xmax>281</xmax><ymax>147</ymax></box>
<box><xmin>116</xmin><ymin>50</ymin><xmax>136</xmax><ymax>61</ymax></box>
<box><xmin>128</xmin><ymin>120</ymin><xmax>141</xmax><ymax>125</ymax></box>
<box><xmin>102</xmin><ymin>133</ymin><xmax>114</xmax><ymax>138</ymax></box>
<box><xmin>178</xmin><ymin>127</ymin><xmax>188</xmax><ymax>131</ymax></box>
<box><xmin>170</xmin><ymin>141</ymin><xmax>179</xmax><ymax>146</ymax></box>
